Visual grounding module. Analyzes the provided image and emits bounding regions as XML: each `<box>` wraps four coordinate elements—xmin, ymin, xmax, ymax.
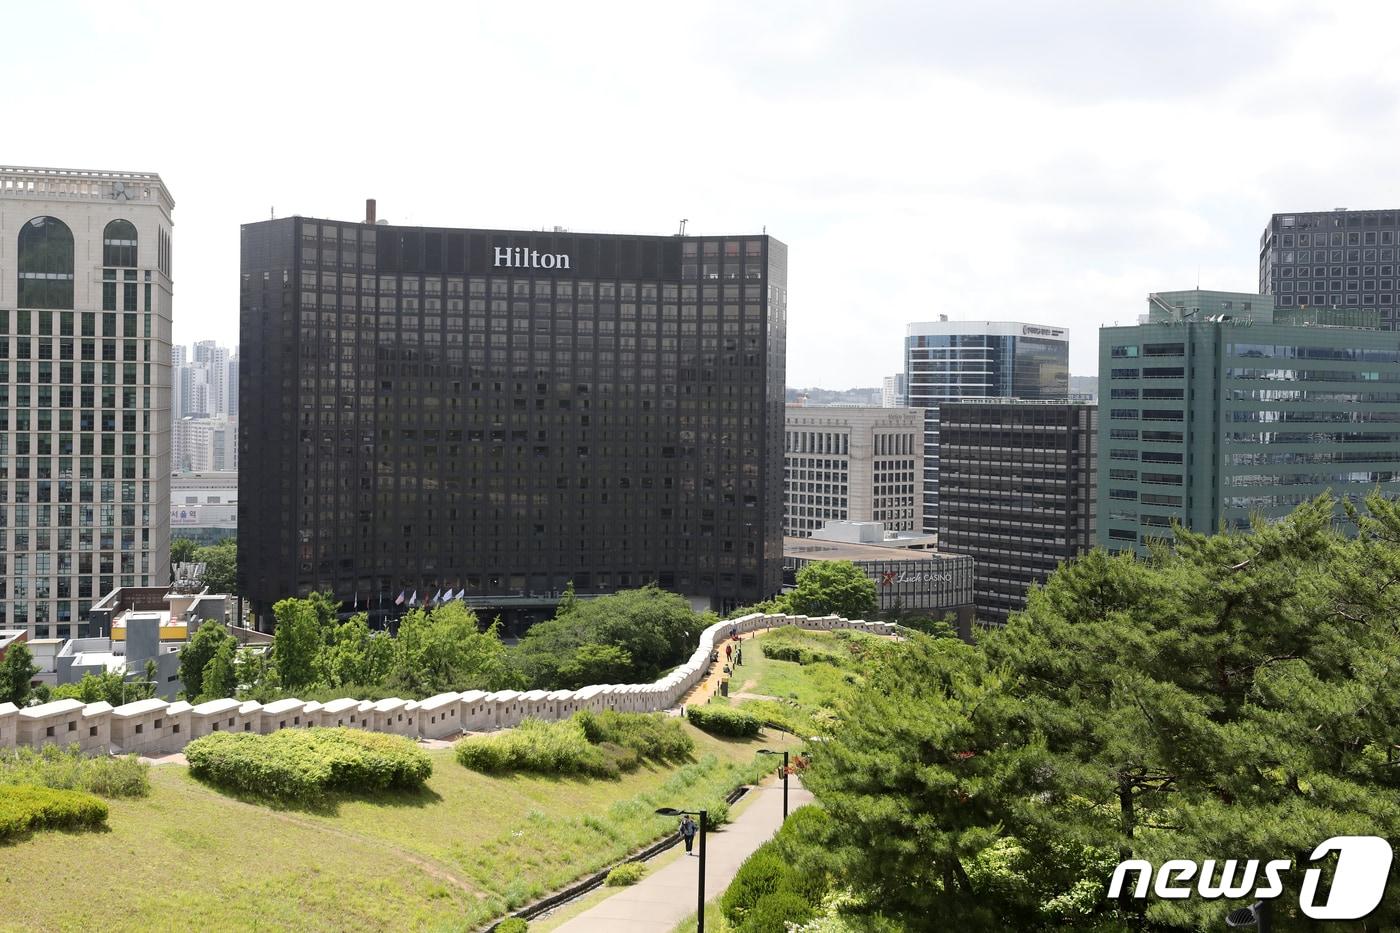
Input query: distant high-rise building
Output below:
<box><xmin>0</xmin><ymin>165</ymin><xmax>174</xmax><ymax>640</ymax></box>
<box><xmin>904</xmin><ymin>319</ymin><xmax>1069</xmax><ymax>533</ymax></box>
<box><xmin>240</xmin><ymin>214</ymin><xmax>787</xmax><ymax>628</ymax></box>
<box><xmin>226</xmin><ymin>351</ymin><xmax>239</xmax><ymax>417</ymax></box>
<box><xmin>1259</xmin><ymin>208</ymin><xmax>1400</xmax><ymax>328</ymax></box>
<box><xmin>193</xmin><ymin>339</ymin><xmax>230</xmax><ymax>417</ymax></box>
<box><xmin>938</xmin><ymin>398</ymin><xmax>1097</xmax><ymax>625</ymax></box>
<box><xmin>880</xmin><ymin>372</ymin><xmax>906</xmax><ymax>408</ymax></box>
<box><xmin>783</xmin><ymin>405</ymin><xmax>924</xmax><ymax>537</ymax></box>
<box><xmin>1098</xmin><ymin>289</ymin><xmax>1400</xmax><ymax>554</ymax></box>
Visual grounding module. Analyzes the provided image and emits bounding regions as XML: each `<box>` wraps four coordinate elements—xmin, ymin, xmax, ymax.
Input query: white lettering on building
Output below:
<box><xmin>493</xmin><ymin>246</ymin><xmax>571</xmax><ymax>270</ymax></box>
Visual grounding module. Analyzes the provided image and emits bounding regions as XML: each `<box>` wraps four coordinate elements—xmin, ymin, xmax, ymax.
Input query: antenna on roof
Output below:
<box><xmin>270</xmin><ymin>206</ymin><xmax>275</xmax><ymax>220</ymax></box>
<box><xmin>676</xmin><ymin>218</ymin><xmax>688</xmax><ymax>236</ymax></box>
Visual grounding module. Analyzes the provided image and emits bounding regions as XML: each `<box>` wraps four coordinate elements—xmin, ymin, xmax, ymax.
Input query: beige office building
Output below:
<box><xmin>0</xmin><ymin>167</ymin><xmax>174</xmax><ymax>640</ymax></box>
<box><xmin>783</xmin><ymin>405</ymin><xmax>923</xmax><ymax>537</ymax></box>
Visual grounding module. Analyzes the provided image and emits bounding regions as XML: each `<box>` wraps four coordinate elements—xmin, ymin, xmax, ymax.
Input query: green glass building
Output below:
<box><xmin>1097</xmin><ymin>289</ymin><xmax>1400</xmax><ymax>553</ymax></box>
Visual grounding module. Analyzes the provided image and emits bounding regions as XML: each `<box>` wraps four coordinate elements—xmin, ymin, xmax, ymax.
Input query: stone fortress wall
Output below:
<box><xmin>0</xmin><ymin>613</ymin><xmax>896</xmax><ymax>757</ymax></box>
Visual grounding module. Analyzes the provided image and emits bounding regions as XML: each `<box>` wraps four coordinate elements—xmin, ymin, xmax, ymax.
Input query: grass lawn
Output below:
<box><xmin>722</xmin><ymin>629</ymin><xmax>885</xmax><ymax>736</ymax></box>
<box><xmin>0</xmin><ymin>724</ymin><xmax>801</xmax><ymax>933</ymax></box>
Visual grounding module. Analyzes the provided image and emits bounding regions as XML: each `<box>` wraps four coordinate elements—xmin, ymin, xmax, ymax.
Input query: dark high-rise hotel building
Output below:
<box><xmin>1260</xmin><ymin>208</ymin><xmax>1400</xmax><ymax>328</ymax></box>
<box><xmin>239</xmin><ymin>211</ymin><xmax>787</xmax><ymax>628</ymax></box>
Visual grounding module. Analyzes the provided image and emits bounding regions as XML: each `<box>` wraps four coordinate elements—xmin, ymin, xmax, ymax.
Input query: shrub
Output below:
<box><xmin>722</xmin><ymin>821</ymin><xmax>828</xmax><ymax>931</ymax></box>
<box><xmin>455</xmin><ymin>718</ymin><xmax>615</xmax><ymax>778</ymax></box>
<box><xmin>702</xmin><ymin>799</ymin><xmax>731</xmax><ymax>828</ymax></box>
<box><xmin>605</xmin><ymin>861</ymin><xmax>647</xmax><ymax>886</ymax></box>
<box><xmin>0</xmin><ymin>745</ymin><xmax>150</xmax><ymax>798</ymax></box>
<box><xmin>0</xmin><ymin>785</ymin><xmax>108</xmax><ymax>839</ymax></box>
<box><xmin>496</xmin><ymin>918</ymin><xmax>529</xmax><ymax>933</ymax></box>
<box><xmin>686</xmin><ymin>704</ymin><xmax>761</xmax><ymax>737</ymax></box>
<box><xmin>735</xmin><ymin>889</ymin><xmax>818</xmax><ymax>933</ymax></box>
<box><xmin>575</xmin><ymin>710</ymin><xmax>695</xmax><ymax>761</ymax></box>
<box><xmin>458</xmin><ymin>712</ymin><xmax>696</xmax><ymax>778</ymax></box>
<box><xmin>722</xmin><ymin>843</ymin><xmax>789</xmax><ymax>921</ymax></box>
<box><xmin>185</xmin><ymin>727</ymin><xmax>432</xmax><ymax>801</ymax></box>
<box><xmin>759</xmin><ymin>643</ymin><xmax>843</xmax><ymax>667</ymax></box>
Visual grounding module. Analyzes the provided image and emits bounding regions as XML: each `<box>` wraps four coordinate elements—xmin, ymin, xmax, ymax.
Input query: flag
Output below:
<box><xmin>395</xmin><ymin>591</ymin><xmax>405</xmax><ymax>606</ymax></box>
<box><xmin>409</xmin><ymin>590</ymin><xmax>418</xmax><ymax>606</ymax></box>
<box><xmin>432</xmin><ymin>589</ymin><xmax>442</xmax><ymax>605</ymax></box>
<box><xmin>353</xmin><ymin>592</ymin><xmax>358</xmax><ymax>610</ymax></box>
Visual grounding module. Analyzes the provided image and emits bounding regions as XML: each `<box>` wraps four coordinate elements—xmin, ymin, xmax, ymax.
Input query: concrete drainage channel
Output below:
<box><xmin>482</xmin><ymin>783</ymin><xmax>755</xmax><ymax>931</ymax></box>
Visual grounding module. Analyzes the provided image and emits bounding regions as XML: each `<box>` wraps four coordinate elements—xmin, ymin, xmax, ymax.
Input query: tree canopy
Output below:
<box><xmin>785</xmin><ymin>560</ymin><xmax>878</xmax><ymax>620</ymax></box>
<box><xmin>802</xmin><ymin>493</ymin><xmax>1400</xmax><ymax>931</ymax></box>
<box><xmin>178</xmin><ymin>620</ymin><xmax>235</xmax><ymax>701</ymax></box>
<box><xmin>511</xmin><ymin>585</ymin><xmax>700</xmax><ymax>689</ymax></box>
<box><xmin>0</xmin><ymin>643</ymin><xmax>39</xmax><ymax>706</ymax></box>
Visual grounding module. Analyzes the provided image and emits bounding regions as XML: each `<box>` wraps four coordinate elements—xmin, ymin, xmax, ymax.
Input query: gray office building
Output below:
<box><xmin>904</xmin><ymin>318</ymin><xmax>1069</xmax><ymax>533</ymax></box>
<box><xmin>1260</xmin><ymin>208</ymin><xmax>1400</xmax><ymax>329</ymax></box>
<box><xmin>1098</xmin><ymin>289</ymin><xmax>1400</xmax><ymax>554</ymax></box>
<box><xmin>938</xmin><ymin>398</ymin><xmax>1097</xmax><ymax>625</ymax></box>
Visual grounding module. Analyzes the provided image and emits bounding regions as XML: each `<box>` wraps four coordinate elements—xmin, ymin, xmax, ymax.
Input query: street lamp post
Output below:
<box><xmin>655</xmin><ymin>806</ymin><xmax>708</xmax><ymax>933</ymax></box>
<box><xmin>757</xmin><ymin>749</ymin><xmax>790</xmax><ymax>821</ymax></box>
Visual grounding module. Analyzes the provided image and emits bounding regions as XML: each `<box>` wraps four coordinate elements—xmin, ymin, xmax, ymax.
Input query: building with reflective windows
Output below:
<box><xmin>239</xmin><ymin>208</ymin><xmax>786</xmax><ymax>629</ymax></box>
<box><xmin>0</xmin><ymin>166</ymin><xmax>174</xmax><ymax>640</ymax></box>
<box><xmin>1260</xmin><ymin>208</ymin><xmax>1400</xmax><ymax>328</ymax></box>
<box><xmin>937</xmin><ymin>398</ymin><xmax>1097</xmax><ymax>625</ymax></box>
<box><xmin>904</xmin><ymin>318</ymin><xmax>1069</xmax><ymax>534</ymax></box>
<box><xmin>1097</xmin><ymin>289</ymin><xmax>1400</xmax><ymax>554</ymax></box>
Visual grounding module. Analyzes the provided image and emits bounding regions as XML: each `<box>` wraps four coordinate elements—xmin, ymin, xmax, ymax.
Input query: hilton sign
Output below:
<box><xmin>494</xmin><ymin>246</ymin><xmax>571</xmax><ymax>270</ymax></box>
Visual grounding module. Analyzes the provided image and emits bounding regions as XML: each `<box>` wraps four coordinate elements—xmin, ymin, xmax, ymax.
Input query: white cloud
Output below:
<box><xmin>6</xmin><ymin>0</ymin><xmax>1400</xmax><ymax>383</ymax></box>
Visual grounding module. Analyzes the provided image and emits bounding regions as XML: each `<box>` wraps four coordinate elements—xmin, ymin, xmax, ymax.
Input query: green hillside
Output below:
<box><xmin>0</xmin><ymin>724</ymin><xmax>796</xmax><ymax>932</ymax></box>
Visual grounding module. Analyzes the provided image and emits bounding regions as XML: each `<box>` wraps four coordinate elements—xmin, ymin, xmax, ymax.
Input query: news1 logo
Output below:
<box><xmin>1108</xmin><ymin>836</ymin><xmax>1393</xmax><ymax>920</ymax></box>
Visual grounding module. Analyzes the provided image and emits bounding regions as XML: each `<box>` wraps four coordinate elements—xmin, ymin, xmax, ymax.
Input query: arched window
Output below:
<box><xmin>17</xmin><ymin>216</ymin><xmax>74</xmax><ymax>310</ymax></box>
<box><xmin>103</xmin><ymin>219</ymin><xmax>138</xmax><ymax>267</ymax></box>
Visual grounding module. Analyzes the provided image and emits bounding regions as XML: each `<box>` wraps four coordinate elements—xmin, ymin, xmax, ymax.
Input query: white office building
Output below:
<box><xmin>0</xmin><ymin>166</ymin><xmax>174</xmax><ymax>639</ymax></box>
<box><xmin>783</xmin><ymin>405</ymin><xmax>924</xmax><ymax>537</ymax></box>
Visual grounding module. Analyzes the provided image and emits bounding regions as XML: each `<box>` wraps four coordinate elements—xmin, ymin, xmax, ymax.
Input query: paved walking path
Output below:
<box><xmin>552</xmin><ymin>777</ymin><xmax>812</xmax><ymax>933</ymax></box>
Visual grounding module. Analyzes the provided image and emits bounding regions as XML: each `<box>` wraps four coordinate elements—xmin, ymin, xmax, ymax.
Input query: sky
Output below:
<box><xmin>8</xmin><ymin>0</ymin><xmax>1400</xmax><ymax>384</ymax></box>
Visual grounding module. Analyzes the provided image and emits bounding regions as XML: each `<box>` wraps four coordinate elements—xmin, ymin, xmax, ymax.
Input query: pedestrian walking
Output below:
<box><xmin>725</xmin><ymin>643</ymin><xmax>733</xmax><ymax>661</ymax></box>
<box><xmin>680</xmin><ymin>815</ymin><xmax>698</xmax><ymax>855</ymax></box>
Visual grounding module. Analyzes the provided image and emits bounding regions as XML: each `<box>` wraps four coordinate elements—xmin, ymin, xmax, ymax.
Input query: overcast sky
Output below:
<box><xmin>9</xmin><ymin>0</ymin><xmax>1400</xmax><ymax>383</ymax></box>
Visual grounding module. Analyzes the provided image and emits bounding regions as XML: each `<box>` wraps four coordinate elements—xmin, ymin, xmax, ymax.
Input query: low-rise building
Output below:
<box><xmin>783</xmin><ymin>522</ymin><xmax>975</xmax><ymax>637</ymax></box>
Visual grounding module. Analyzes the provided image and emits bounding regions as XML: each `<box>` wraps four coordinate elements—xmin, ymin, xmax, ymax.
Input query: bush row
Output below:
<box><xmin>0</xmin><ymin>745</ymin><xmax>150</xmax><ymax>798</ymax></box>
<box><xmin>185</xmin><ymin>728</ymin><xmax>432</xmax><ymax>800</ymax></box>
<box><xmin>0</xmin><ymin>785</ymin><xmax>109</xmax><ymax>840</ymax></box>
<box><xmin>685</xmin><ymin>704</ymin><xmax>761</xmax><ymax>737</ymax></box>
<box><xmin>457</xmin><ymin>712</ymin><xmax>696</xmax><ymax>778</ymax></box>
<box><xmin>722</xmin><ymin>807</ymin><xmax>831</xmax><ymax>932</ymax></box>
<box><xmin>759</xmin><ymin>643</ymin><xmax>845</xmax><ymax>667</ymax></box>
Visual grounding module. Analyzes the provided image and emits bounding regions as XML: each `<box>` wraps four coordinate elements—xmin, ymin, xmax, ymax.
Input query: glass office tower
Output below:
<box><xmin>1260</xmin><ymin>208</ymin><xmax>1400</xmax><ymax>330</ymax></box>
<box><xmin>904</xmin><ymin>319</ymin><xmax>1069</xmax><ymax>533</ymax></box>
<box><xmin>1098</xmin><ymin>289</ymin><xmax>1400</xmax><ymax>554</ymax></box>
<box><xmin>239</xmin><ymin>216</ymin><xmax>787</xmax><ymax>629</ymax></box>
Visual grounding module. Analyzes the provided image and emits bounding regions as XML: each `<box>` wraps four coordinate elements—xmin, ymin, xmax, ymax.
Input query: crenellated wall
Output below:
<box><xmin>0</xmin><ymin>613</ymin><xmax>897</xmax><ymax>757</ymax></box>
